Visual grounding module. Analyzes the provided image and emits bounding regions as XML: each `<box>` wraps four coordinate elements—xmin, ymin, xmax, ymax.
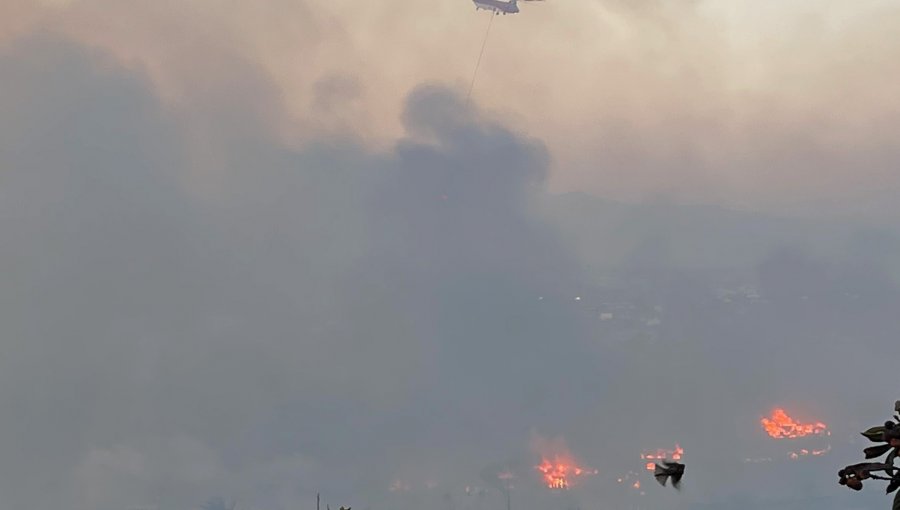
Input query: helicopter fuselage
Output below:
<box><xmin>473</xmin><ymin>0</ymin><xmax>519</xmax><ymax>14</ymax></box>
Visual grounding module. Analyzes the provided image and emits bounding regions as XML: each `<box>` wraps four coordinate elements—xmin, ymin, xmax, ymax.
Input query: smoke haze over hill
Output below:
<box><xmin>2</xmin><ymin>3</ymin><xmax>900</xmax><ymax>509</ymax></box>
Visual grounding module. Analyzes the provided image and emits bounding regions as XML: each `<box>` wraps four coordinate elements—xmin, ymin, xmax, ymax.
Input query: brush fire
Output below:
<box><xmin>641</xmin><ymin>444</ymin><xmax>683</xmax><ymax>471</ymax></box>
<box><xmin>530</xmin><ymin>433</ymin><xmax>598</xmax><ymax>489</ymax></box>
<box><xmin>761</xmin><ymin>408</ymin><xmax>829</xmax><ymax>439</ymax></box>
<box><xmin>534</xmin><ymin>457</ymin><xmax>599</xmax><ymax>489</ymax></box>
<box><xmin>761</xmin><ymin>408</ymin><xmax>831</xmax><ymax>460</ymax></box>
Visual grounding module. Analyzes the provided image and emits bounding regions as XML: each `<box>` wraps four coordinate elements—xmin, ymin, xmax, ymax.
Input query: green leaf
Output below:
<box><xmin>888</xmin><ymin>448</ymin><xmax>898</xmax><ymax>467</ymax></box>
<box><xmin>863</xmin><ymin>427</ymin><xmax>888</xmax><ymax>442</ymax></box>
<box><xmin>893</xmin><ymin>488</ymin><xmax>900</xmax><ymax>510</ymax></box>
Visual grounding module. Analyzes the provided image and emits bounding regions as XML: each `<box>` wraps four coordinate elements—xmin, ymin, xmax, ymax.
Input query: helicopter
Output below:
<box><xmin>472</xmin><ymin>0</ymin><xmax>543</xmax><ymax>15</ymax></box>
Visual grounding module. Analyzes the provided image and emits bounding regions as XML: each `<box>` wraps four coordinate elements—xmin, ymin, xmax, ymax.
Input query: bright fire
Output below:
<box><xmin>641</xmin><ymin>444</ymin><xmax>683</xmax><ymax>471</ymax></box>
<box><xmin>535</xmin><ymin>456</ymin><xmax>599</xmax><ymax>489</ymax></box>
<box><xmin>531</xmin><ymin>433</ymin><xmax>598</xmax><ymax>489</ymax></box>
<box><xmin>761</xmin><ymin>408</ymin><xmax>829</xmax><ymax>439</ymax></box>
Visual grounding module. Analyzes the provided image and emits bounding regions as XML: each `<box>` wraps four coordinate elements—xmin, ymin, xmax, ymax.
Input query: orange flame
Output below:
<box><xmin>640</xmin><ymin>444</ymin><xmax>683</xmax><ymax>471</ymax></box>
<box><xmin>617</xmin><ymin>471</ymin><xmax>645</xmax><ymax>493</ymax></box>
<box><xmin>761</xmin><ymin>409</ymin><xmax>829</xmax><ymax>439</ymax></box>
<box><xmin>534</xmin><ymin>456</ymin><xmax>598</xmax><ymax>489</ymax></box>
<box><xmin>530</xmin><ymin>433</ymin><xmax>598</xmax><ymax>489</ymax></box>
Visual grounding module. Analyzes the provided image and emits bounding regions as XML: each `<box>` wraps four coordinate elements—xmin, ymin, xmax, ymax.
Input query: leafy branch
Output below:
<box><xmin>839</xmin><ymin>401</ymin><xmax>900</xmax><ymax>510</ymax></box>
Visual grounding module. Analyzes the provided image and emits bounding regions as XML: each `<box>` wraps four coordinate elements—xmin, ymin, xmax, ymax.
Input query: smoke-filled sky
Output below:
<box><xmin>2</xmin><ymin>1</ymin><xmax>900</xmax><ymax>510</ymax></box>
<box><xmin>6</xmin><ymin>0</ymin><xmax>900</xmax><ymax>215</ymax></box>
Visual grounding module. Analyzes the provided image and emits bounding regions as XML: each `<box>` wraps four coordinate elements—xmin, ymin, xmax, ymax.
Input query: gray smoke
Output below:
<box><xmin>1</xmin><ymin>33</ymin><xmax>899</xmax><ymax>510</ymax></box>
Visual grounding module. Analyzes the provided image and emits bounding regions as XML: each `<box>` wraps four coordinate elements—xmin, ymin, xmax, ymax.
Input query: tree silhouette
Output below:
<box><xmin>839</xmin><ymin>401</ymin><xmax>900</xmax><ymax>509</ymax></box>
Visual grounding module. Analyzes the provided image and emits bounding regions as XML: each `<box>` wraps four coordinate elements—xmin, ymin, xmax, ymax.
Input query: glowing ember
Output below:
<box><xmin>641</xmin><ymin>444</ymin><xmax>683</xmax><ymax>471</ymax></box>
<box><xmin>813</xmin><ymin>446</ymin><xmax>831</xmax><ymax>455</ymax></box>
<box><xmin>761</xmin><ymin>408</ymin><xmax>829</xmax><ymax>439</ymax></box>
<box><xmin>531</xmin><ymin>433</ymin><xmax>598</xmax><ymax>490</ymax></box>
<box><xmin>616</xmin><ymin>472</ymin><xmax>645</xmax><ymax>495</ymax></box>
<box><xmin>789</xmin><ymin>445</ymin><xmax>832</xmax><ymax>460</ymax></box>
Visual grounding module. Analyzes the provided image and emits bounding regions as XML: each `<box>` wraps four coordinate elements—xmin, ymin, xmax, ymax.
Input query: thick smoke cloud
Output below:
<box><xmin>7</xmin><ymin>0</ymin><xmax>900</xmax><ymax>217</ymax></box>
<box><xmin>3</xmin><ymin>28</ymin><xmax>900</xmax><ymax>510</ymax></box>
<box><xmin>0</xmin><ymin>34</ymin><xmax>602</xmax><ymax>510</ymax></box>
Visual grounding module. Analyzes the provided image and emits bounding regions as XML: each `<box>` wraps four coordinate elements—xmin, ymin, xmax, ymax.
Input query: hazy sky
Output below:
<box><xmin>4</xmin><ymin>0</ymin><xmax>900</xmax><ymax>215</ymax></box>
<box><xmin>3</xmin><ymin>2</ymin><xmax>900</xmax><ymax>510</ymax></box>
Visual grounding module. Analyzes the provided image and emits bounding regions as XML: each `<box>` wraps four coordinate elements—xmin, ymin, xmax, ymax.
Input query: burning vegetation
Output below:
<box><xmin>641</xmin><ymin>444</ymin><xmax>683</xmax><ymax>471</ymax></box>
<box><xmin>761</xmin><ymin>408</ymin><xmax>829</xmax><ymax>439</ymax></box>
<box><xmin>530</xmin><ymin>433</ymin><xmax>598</xmax><ymax>489</ymax></box>
<box><xmin>534</xmin><ymin>457</ymin><xmax>599</xmax><ymax>489</ymax></box>
<box><xmin>761</xmin><ymin>408</ymin><xmax>831</xmax><ymax>460</ymax></box>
